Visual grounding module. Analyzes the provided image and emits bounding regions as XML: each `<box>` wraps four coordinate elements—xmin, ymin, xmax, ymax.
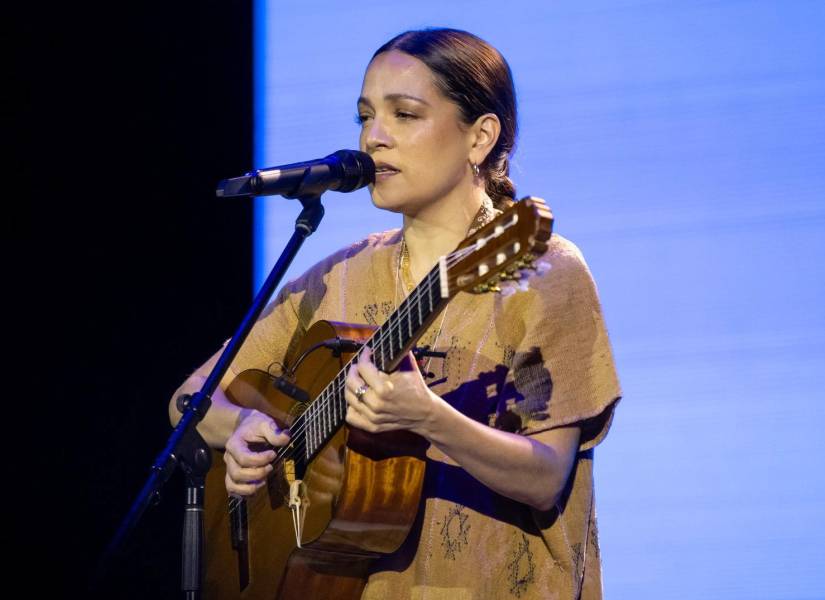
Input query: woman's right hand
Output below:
<box><xmin>224</xmin><ymin>409</ymin><xmax>290</xmax><ymax>497</ymax></box>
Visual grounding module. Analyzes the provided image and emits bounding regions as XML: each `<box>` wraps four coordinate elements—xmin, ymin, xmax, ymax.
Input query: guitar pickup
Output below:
<box><xmin>272</xmin><ymin>377</ymin><xmax>310</xmax><ymax>404</ymax></box>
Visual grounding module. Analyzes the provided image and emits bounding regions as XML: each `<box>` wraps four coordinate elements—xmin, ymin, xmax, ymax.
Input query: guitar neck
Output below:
<box><xmin>371</xmin><ymin>261</ymin><xmax>450</xmax><ymax>372</ymax></box>
<box><xmin>285</xmin><ymin>196</ymin><xmax>553</xmax><ymax>465</ymax></box>
<box><xmin>292</xmin><ymin>261</ymin><xmax>450</xmax><ymax>463</ymax></box>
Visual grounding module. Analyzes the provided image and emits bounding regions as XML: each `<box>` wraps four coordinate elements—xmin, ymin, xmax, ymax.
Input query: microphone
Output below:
<box><xmin>216</xmin><ymin>149</ymin><xmax>375</xmax><ymax>199</ymax></box>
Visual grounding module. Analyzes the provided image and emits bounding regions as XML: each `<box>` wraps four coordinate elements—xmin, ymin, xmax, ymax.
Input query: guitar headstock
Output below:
<box><xmin>446</xmin><ymin>196</ymin><xmax>553</xmax><ymax>296</ymax></box>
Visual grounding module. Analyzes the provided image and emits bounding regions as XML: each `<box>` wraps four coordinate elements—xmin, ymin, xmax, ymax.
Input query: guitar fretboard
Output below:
<box><xmin>292</xmin><ymin>262</ymin><xmax>450</xmax><ymax>462</ymax></box>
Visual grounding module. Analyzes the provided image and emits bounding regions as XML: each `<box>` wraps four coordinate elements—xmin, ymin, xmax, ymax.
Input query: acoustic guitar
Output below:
<box><xmin>202</xmin><ymin>197</ymin><xmax>553</xmax><ymax>599</ymax></box>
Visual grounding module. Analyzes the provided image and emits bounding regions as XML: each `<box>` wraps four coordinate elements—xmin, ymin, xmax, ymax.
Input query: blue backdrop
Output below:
<box><xmin>253</xmin><ymin>2</ymin><xmax>825</xmax><ymax>597</ymax></box>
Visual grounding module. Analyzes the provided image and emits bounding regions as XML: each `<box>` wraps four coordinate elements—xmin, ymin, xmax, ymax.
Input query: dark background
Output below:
<box><xmin>17</xmin><ymin>2</ymin><xmax>253</xmax><ymax>596</ymax></box>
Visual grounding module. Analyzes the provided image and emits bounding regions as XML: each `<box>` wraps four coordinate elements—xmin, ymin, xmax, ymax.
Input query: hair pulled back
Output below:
<box><xmin>373</xmin><ymin>28</ymin><xmax>517</xmax><ymax>209</ymax></box>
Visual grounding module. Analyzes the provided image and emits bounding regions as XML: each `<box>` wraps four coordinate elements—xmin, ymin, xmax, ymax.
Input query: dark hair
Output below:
<box><xmin>373</xmin><ymin>28</ymin><xmax>517</xmax><ymax>209</ymax></box>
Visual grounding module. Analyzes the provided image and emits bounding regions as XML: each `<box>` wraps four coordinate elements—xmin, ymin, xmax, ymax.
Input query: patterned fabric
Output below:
<box><xmin>229</xmin><ymin>204</ymin><xmax>621</xmax><ymax>599</ymax></box>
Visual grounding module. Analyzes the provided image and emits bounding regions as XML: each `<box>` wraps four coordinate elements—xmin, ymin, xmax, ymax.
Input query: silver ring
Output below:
<box><xmin>355</xmin><ymin>385</ymin><xmax>369</xmax><ymax>401</ymax></box>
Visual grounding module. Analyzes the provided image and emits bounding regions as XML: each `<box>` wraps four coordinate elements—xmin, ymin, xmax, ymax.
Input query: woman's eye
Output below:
<box><xmin>396</xmin><ymin>111</ymin><xmax>416</xmax><ymax>120</ymax></box>
<box><xmin>355</xmin><ymin>114</ymin><xmax>372</xmax><ymax>125</ymax></box>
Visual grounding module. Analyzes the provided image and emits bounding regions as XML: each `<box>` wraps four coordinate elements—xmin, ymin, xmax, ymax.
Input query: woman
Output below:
<box><xmin>170</xmin><ymin>28</ymin><xmax>620</xmax><ymax>599</ymax></box>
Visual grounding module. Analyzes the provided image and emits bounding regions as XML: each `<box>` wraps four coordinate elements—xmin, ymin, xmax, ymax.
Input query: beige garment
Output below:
<box><xmin>229</xmin><ymin>219</ymin><xmax>621</xmax><ymax>600</ymax></box>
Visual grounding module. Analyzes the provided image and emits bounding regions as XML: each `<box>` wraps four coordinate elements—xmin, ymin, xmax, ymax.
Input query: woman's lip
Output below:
<box><xmin>375</xmin><ymin>170</ymin><xmax>399</xmax><ymax>182</ymax></box>
<box><xmin>374</xmin><ymin>163</ymin><xmax>400</xmax><ymax>182</ymax></box>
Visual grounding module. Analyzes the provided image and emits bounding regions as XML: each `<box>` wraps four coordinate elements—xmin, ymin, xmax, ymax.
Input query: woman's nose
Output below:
<box><xmin>364</xmin><ymin>117</ymin><xmax>392</xmax><ymax>151</ymax></box>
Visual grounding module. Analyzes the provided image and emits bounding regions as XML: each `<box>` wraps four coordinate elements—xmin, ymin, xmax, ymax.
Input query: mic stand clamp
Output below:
<box><xmin>174</xmin><ymin>393</ymin><xmax>212</xmax><ymax>600</ymax></box>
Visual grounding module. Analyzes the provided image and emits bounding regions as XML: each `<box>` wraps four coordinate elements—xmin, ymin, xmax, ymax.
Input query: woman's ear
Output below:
<box><xmin>468</xmin><ymin>113</ymin><xmax>501</xmax><ymax>166</ymax></box>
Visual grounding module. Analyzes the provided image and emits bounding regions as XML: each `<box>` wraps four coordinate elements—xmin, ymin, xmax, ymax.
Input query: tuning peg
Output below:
<box><xmin>472</xmin><ymin>281</ymin><xmax>503</xmax><ymax>294</ymax></box>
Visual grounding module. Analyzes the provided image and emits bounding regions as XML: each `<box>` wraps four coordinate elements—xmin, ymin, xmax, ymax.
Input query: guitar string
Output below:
<box><xmin>227</xmin><ymin>221</ymin><xmax>526</xmax><ymax>517</ymax></box>
<box><xmin>270</xmin><ymin>243</ymin><xmax>474</xmax><ymax>449</ymax></box>
<box><xmin>227</xmin><ymin>245</ymin><xmax>474</xmax><ymax>517</ymax></box>
<box><xmin>266</xmin><ymin>216</ymin><xmax>518</xmax><ymax>461</ymax></box>
<box><xmin>263</xmin><ymin>247</ymin><xmax>466</xmax><ymax>465</ymax></box>
<box><xmin>226</xmin><ymin>257</ymin><xmax>447</xmax><ymax>517</ymax></box>
<box><xmin>228</xmin><ymin>223</ymin><xmax>521</xmax><ymax>517</ymax></box>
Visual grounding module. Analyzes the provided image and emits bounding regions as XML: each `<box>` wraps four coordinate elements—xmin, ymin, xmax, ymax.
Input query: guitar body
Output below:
<box><xmin>204</xmin><ymin>320</ymin><xmax>428</xmax><ymax>599</ymax></box>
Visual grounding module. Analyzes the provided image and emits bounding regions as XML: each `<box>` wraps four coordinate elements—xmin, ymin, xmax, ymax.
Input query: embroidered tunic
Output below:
<box><xmin>229</xmin><ymin>210</ymin><xmax>621</xmax><ymax>599</ymax></box>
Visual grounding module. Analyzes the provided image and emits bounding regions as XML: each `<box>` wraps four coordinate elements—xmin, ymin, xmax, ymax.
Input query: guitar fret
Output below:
<box><xmin>312</xmin><ymin>406</ymin><xmax>317</xmax><ymax>454</ymax></box>
<box><xmin>333</xmin><ymin>380</ymin><xmax>339</xmax><ymax>423</ymax></box>
<box><xmin>416</xmin><ymin>288</ymin><xmax>423</xmax><ymax>331</ymax></box>
<box><xmin>339</xmin><ymin>374</ymin><xmax>347</xmax><ymax>420</ymax></box>
<box><xmin>304</xmin><ymin>414</ymin><xmax>311</xmax><ymax>460</ymax></box>
<box><xmin>325</xmin><ymin>392</ymin><xmax>331</xmax><ymax>436</ymax></box>
<box><xmin>320</xmin><ymin>394</ymin><xmax>326</xmax><ymax>440</ymax></box>
<box><xmin>378</xmin><ymin>335</ymin><xmax>387</xmax><ymax>371</ymax></box>
<box><xmin>308</xmin><ymin>410</ymin><xmax>315</xmax><ymax>458</ymax></box>
<box><xmin>303</xmin><ymin>412</ymin><xmax>310</xmax><ymax>458</ymax></box>
<box><xmin>326</xmin><ymin>392</ymin><xmax>332</xmax><ymax>433</ymax></box>
<box><xmin>332</xmin><ymin>383</ymin><xmax>339</xmax><ymax>423</ymax></box>
<box><xmin>313</xmin><ymin>408</ymin><xmax>319</xmax><ymax>453</ymax></box>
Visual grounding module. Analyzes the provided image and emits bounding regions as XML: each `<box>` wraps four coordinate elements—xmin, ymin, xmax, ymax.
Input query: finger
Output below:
<box><xmin>225</xmin><ymin>434</ymin><xmax>276</xmax><ymax>464</ymax></box>
<box><xmin>257</xmin><ymin>417</ymin><xmax>291</xmax><ymax>448</ymax></box>
<box><xmin>398</xmin><ymin>351</ymin><xmax>422</xmax><ymax>374</ymax></box>
<box><xmin>354</xmin><ymin>385</ymin><xmax>387</xmax><ymax>414</ymax></box>
<box><xmin>225</xmin><ymin>473</ymin><xmax>266</xmax><ymax>497</ymax></box>
<box><xmin>225</xmin><ymin>437</ymin><xmax>277</xmax><ymax>468</ymax></box>
<box><xmin>346</xmin><ymin>391</ymin><xmax>385</xmax><ymax>424</ymax></box>
<box><xmin>346</xmin><ymin>361</ymin><xmax>366</xmax><ymax>395</ymax></box>
<box><xmin>344</xmin><ymin>387</ymin><xmax>359</xmax><ymax>407</ymax></box>
<box><xmin>345</xmin><ymin>404</ymin><xmax>380</xmax><ymax>433</ymax></box>
<box><xmin>358</xmin><ymin>347</ymin><xmax>388</xmax><ymax>393</ymax></box>
<box><xmin>224</xmin><ymin>453</ymin><xmax>274</xmax><ymax>483</ymax></box>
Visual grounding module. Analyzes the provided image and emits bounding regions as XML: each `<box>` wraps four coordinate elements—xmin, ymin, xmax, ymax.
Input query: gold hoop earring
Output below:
<box><xmin>471</xmin><ymin>162</ymin><xmax>480</xmax><ymax>178</ymax></box>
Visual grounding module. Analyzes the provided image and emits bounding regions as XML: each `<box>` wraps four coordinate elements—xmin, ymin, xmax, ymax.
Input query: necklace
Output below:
<box><xmin>395</xmin><ymin>236</ymin><xmax>448</xmax><ymax>377</ymax></box>
<box><xmin>393</xmin><ymin>195</ymin><xmax>497</xmax><ymax>375</ymax></box>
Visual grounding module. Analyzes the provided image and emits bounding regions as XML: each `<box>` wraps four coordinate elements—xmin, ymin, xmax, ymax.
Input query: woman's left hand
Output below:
<box><xmin>344</xmin><ymin>345</ymin><xmax>439</xmax><ymax>436</ymax></box>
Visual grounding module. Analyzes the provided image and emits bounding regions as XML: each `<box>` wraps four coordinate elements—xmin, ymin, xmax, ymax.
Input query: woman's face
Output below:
<box><xmin>357</xmin><ymin>50</ymin><xmax>473</xmax><ymax>215</ymax></box>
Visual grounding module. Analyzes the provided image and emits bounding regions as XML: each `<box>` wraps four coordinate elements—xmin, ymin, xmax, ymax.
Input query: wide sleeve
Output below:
<box><xmin>225</xmin><ymin>231</ymin><xmax>389</xmax><ymax>378</ymax></box>
<box><xmin>227</xmin><ymin>282</ymin><xmax>308</xmax><ymax>378</ymax></box>
<box><xmin>507</xmin><ymin>236</ymin><xmax>621</xmax><ymax>450</ymax></box>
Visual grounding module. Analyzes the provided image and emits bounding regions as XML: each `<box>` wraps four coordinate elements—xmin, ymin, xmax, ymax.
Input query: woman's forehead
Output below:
<box><xmin>360</xmin><ymin>50</ymin><xmax>439</xmax><ymax>104</ymax></box>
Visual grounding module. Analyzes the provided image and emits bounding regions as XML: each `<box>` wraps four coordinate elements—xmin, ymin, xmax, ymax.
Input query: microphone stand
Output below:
<box><xmin>95</xmin><ymin>193</ymin><xmax>325</xmax><ymax>599</ymax></box>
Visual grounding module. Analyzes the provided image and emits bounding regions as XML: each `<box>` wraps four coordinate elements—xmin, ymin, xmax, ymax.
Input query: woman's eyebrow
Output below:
<box><xmin>384</xmin><ymin>93</ymin><xmax>431</xmax><ymax>106</ymax></box>
<box><xmin>357</xmin><ymin>93</ymin><xmax>431</xmax><ymax>107</ymax></box>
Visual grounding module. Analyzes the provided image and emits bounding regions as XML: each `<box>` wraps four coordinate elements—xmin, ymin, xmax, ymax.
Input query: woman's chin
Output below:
<box><xmin>369</xmin><ymin>190</ymin><xmax>409</xmax><ymax>214</ymax></box>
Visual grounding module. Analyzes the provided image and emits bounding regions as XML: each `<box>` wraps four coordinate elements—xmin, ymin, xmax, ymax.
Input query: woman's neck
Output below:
<box><xmin>402</xmin><ymin>184</ymin><xmax>490</xmax><ymax>285</ymax></box>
